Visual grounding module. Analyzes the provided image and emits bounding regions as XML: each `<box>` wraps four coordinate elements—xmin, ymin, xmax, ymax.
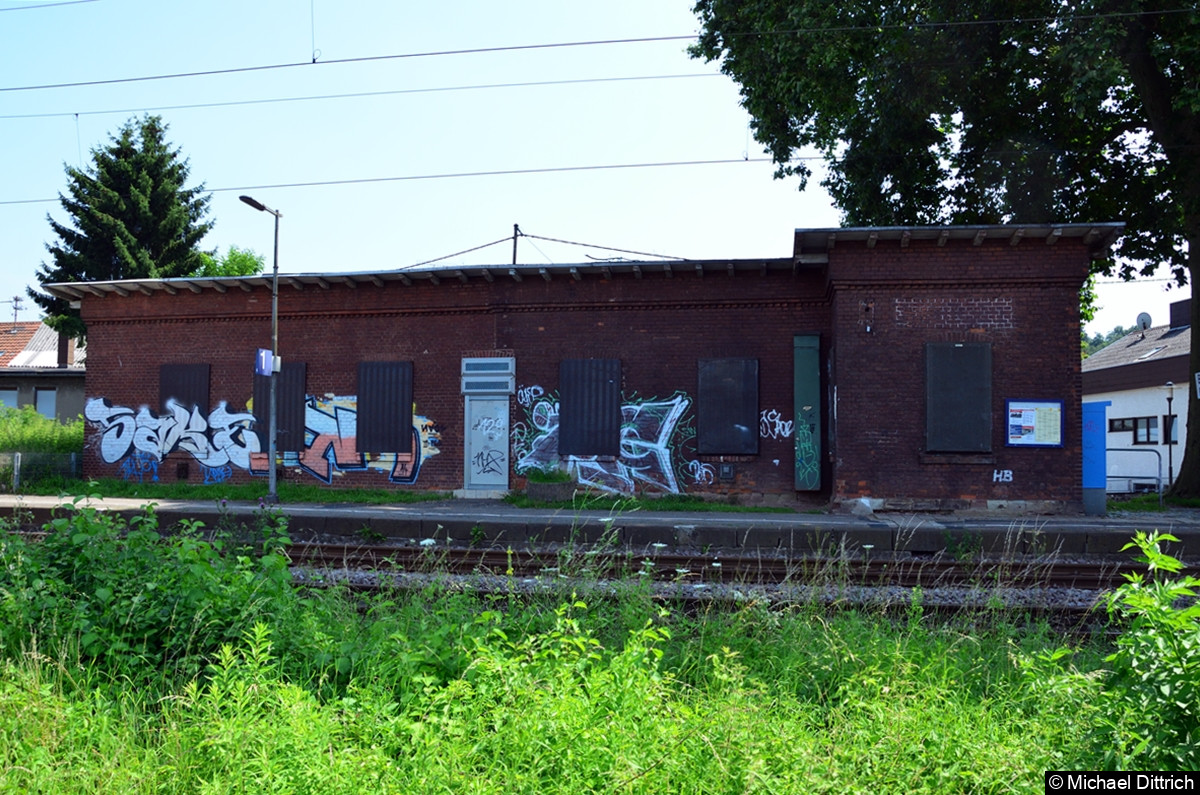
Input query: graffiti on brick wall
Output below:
<box><xmin>794</xmin><ymin>419</ymin><xmax>819</xmax><ymax>490</ymax></box>
<box><xmin>516</xmin><ymin>384</ymin><xmax>544</xmax><ymax>407</ymax></box>
<box><xmin>280</xmin><ymin>395</ymin><xmax>441</xmax><ymax>485</ymax></box>
<box><xmin>119</xmin><ymin>450</ymin><xmax>160</xmax><ymax>483</ymax></box>
<box><xmin>512</xmin><ymin>386</ymin><xmax>696</xmax><ymax>494</ymax></box>
<box><xmin>686</xmin><ymin>459</ymin><xmax>715</xmax><ymax>486</ymax></box>
<box><xmin>87</xmin><ymin>397</ymin><xmax>260</xmax><ymax>472</ymax></box>
<box><xmin>759</xmin><ymin>408</ymin><xmax>794</xmax><ymax>440</ymax></box>
<box><xmin>86</xmin><ymin>395</ymin><xmax>441</xmax><ymax>485</ymax></box>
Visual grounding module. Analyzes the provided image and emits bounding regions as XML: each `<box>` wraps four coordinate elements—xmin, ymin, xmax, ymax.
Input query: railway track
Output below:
<box><xmin>286</xmin><ymin>540</ymin><xmax>1158</xmax><ymax>592</ymax></box>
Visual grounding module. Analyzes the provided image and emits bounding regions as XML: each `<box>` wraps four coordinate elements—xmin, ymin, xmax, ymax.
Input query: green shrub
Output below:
<box><xmin>1100</xmin><ymin>531</ymin><xmax>1200</xmax><ymax>769</ymax></box>
<box><xmin>1017</xmin><ymin>530</ymin><xmax>1200</xmax><ymax>771</ymax></box>
<box><xmin>0</xmin><ymin>497</ymin><xmax>296</xmax><ymax>688</ymax></box>
<box><xmin>524</xmin><ymin>464</ymin><xmax>573</xmax><ymax>483</ymax></box>
<box><xmin>0</xmin><ymin>405</ymin><xmax>83</xmax><ymax>453</ymax></box>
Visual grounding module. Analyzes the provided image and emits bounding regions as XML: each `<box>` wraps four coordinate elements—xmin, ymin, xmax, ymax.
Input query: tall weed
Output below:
<box><xmin>1101</xmin><ymin>531</ymin><xmax>1199</xmax><ymax>769</ymax></box>
<box><xmin>1018</xmin><ymin>530</ymin><xmax>1199</xmax><ymax>771</ymax></box>
<box><xmin>0</xmin><ymin>405</ymin><xmax>83</xmax><ymax>453</ymax></box>
<box><xmin>0</xmin><ymin>497</ymin><xmax>297</xmax><ymax>689</ymax></box>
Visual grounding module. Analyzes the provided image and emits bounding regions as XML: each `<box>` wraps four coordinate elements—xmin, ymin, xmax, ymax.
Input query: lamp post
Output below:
<box><xmin>1165</xmin><ymin>381</ymin><xmax>1175</xmax><ymax>489</ymax></box>
<box><xmin>239</xmin><ymin>195</ymin><xmax>282</xmax><ymax>503</ymax></box>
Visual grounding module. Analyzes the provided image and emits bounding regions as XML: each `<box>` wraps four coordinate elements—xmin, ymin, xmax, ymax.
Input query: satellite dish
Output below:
<box><xmin>1137</xmin><ymin>312</ymin><xmax>1153</xmax><ymax>331</ymax></box>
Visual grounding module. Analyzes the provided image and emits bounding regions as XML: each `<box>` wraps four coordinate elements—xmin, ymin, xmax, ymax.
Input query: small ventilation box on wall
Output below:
<box><xmin>461</xmin><ymin>358</ymin><xmax>515</xmax><ymax>395</ymax></box>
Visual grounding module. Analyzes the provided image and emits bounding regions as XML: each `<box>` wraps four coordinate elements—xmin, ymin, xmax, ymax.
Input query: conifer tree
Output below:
<box><xmin>31</xmin><ymin>115</ymin><xmax>213</xmax><ymax>339</ymax></box>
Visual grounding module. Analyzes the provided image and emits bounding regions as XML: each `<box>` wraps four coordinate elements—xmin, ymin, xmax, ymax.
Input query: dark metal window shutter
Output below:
<box><xmin>159</xmin><ymin>363</ymin><xmax>210</xmax><ymax>415</ymax></box>
<box><xmin>357</xmin><ymin>361</ymin><xmax>414</xmax><ymax>454</ymax></box>
<box><xmin>697</xmin><ymin>358</ymin><xmax>759</xmax><ymax>455</ymax></box>
<box><xmin>926</xmin><ymin>343</ymin><xmax>992</xmax><ymax>452</ymax></box>
<box><xmin>253</xmin><ymin>361</ymin><xmax>308</xmax><ymax>453</ymax></box>
<box><xmin>558</xmin><ymin>358</ymin><xmax>621</xmax><ymax>457</ymax></box>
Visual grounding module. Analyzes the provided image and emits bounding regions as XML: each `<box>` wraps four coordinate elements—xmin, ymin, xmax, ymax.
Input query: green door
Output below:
<box><xmin>794</xmin><ymin>335</ymin><xmax>821</xmax><ymax>491</ymax></box>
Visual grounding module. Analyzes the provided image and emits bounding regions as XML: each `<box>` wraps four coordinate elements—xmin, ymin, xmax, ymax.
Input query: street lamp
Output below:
<box><xmin>1165</xmin><ymin>381</ymin><xmax>1175</xmax><ymax>489</ymax></box>
<box><xmin>239</xmin><ymin>195</ymin><xmax>282</xmax><ymax>503</ymax></box>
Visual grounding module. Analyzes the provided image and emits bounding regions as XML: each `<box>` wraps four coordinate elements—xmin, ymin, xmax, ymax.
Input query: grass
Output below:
<box><xmin>0</xmin><ymin>591</ymin><xmax>1106</xmax><ymax>793</ymax></box>
<box><xmin>1107</xmin><ymin>492</ymin><xmax>1200</xmax><ymax>512</ymax></box>
<box><xmin>20</xmin><ymin>476</ymin><xmax>453</xmax><ymax>505</ymax></box>
<box><xmin>0</xmin><ymin>505</ymin><xmax>1195</xmax><ymax>790</ymax></box>
<box><xmin>19</xmin><ymin>473</ymin><xmax>797</xmax><ymax>513</ymax></box>
<box><xmin>504</xmin><ymin>489</ymin><xmax>796</xmax><ymax>513</ymax></box>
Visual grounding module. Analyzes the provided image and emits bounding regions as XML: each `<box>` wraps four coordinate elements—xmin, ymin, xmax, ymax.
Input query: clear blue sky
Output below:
<box><xmin>0</xmin><ymin>0</ymin><xmax>1181</xmax><ymax>334</ymax></box>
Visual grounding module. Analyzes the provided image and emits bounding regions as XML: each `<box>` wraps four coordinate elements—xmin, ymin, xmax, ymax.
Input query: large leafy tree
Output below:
<box><xmin>31</xmin><ymin>115</ymin><xmax>213</xmax><ymax>339</ymax></box>
<box><xmin>691</xmin><ymin>1</ymin><xmax>1200</xmax><ymax>495</ymax></box>
<box><xmin>195</xmin><ymin>245</ymin><xmax>265</xmax><ymax>278</ymax></box>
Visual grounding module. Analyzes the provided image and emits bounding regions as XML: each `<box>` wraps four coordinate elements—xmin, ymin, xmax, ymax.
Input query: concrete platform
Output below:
<box><xmin>3</xmin><ymin>494</ymin><xmax>1200</xmax><ymax>559</ymax></box>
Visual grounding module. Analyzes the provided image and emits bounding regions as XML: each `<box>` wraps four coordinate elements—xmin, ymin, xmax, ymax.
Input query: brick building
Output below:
<box><xmin>44</xmin><ymin>223</ymin><xmax>1119</xmax><ymax>510</ymax></box>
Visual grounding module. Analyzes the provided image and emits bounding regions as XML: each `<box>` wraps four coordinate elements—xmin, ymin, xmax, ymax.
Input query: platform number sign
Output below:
<box><xmin>255</xmin><ymin>348</ymin><xmax>274</xmax><ymax>377</ymax></box>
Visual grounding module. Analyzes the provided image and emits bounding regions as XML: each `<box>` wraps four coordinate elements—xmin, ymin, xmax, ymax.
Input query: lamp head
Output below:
<box><xmin>239</xmin><ymin>195</ymin><xmax>267</xmax><ymax>212</ymax></box>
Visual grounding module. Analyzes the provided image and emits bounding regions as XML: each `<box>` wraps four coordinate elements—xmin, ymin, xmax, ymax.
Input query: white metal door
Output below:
<box><xmin>464</xmin><ymin>395</ymin><xmax>509</xmax><ymax>489</ymax></box>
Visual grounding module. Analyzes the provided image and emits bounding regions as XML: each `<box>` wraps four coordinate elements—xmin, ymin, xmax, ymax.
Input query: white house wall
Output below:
<box><xmin>1089</xmin><ymin>387</ymin><xmax>1187</xmax><ymax>492</ymax></box>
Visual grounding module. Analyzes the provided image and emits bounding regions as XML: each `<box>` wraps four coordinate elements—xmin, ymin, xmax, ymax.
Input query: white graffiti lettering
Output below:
<box><xmin>87</xmin><ymin>397</ymin><xmax>259</xmax><ymax>467</ymax></box>
<box><xmin>516</xmin><ymin>384</ymin><xmax>544</xmax><ymax>407</ymax></box>
<box><xmin>760</xmin><ymin>408</ymin><xmax>794</xmax><ymax>440</ymax></box>
<box><xmin>471</xmin><ymin>415</ymin><xmax>506</xmax><ymax>441</ymax></box>
<box><xmin>88</xmin><ymin>395</ymin><xmax>442</xmax><ymax>486</ymax></box>
<box><xmin>686</xmin><ymin>459</ymin><xmax>715</xmax><ymax>485</ymax></box>
<box><xmin>514</xmin><ymin>392</ymin><xmax>693</xmax><ymax>494</ymax></box>
<box><xmin>85</xmin><ymin>399</ymin><xmax>137</xmax><ymax>464</ymax></box>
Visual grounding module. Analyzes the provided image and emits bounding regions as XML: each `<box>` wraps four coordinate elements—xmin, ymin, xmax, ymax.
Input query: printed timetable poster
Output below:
<box><xmin>1006</xmin><ymin>399</ymin><xmax>1064</xmax><ymax>447</ymax></box>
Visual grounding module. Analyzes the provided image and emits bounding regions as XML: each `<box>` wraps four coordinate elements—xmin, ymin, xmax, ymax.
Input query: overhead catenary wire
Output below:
<box><xmin>406</xmin><ymin>226</ymin><xmax>686</xmax><ymax>271</ymax></box>
<box><xmin>0</xmin><ymin>0</ymin><xmax>98</xmax><ymax>11</ymax></box>
<box><xmin>0</xmin><ymin>35</ymin><xmax>698</xmax><ymax>93</ymax></box>
<box><xmin>0</xmin><ymin>157</ymin><xmax>780</xmax><ymax>206</ymax></box>
<box><xmin>520</xmin><ymin>231</ymin><xmax>688</xmax><ymax>261</ymax></box>
<box><xmin>402</xmin><ymin>236</ymin><xmax>512</xmax><ymax>269</ymax></box>
<box><xmin>0</xmin><ymin>73</ymin><xmax>718</xmax><ymax>121</ymax></box>
<box><xmin>0</xmin><ymin>6</ymin><xmax>1193</xmax><ymax>94</ymax></box>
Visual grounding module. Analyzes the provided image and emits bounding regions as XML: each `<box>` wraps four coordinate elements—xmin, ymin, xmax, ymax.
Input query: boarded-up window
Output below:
<box><xmin>357</xmin><ymin>361</ymin><xmax>414</xmax><ymax>453</ymax></box>
<box><xmin>697</xmin><ymin>358</ymin><xmax>759</xmax><ymax>455</ymax></box>
<box><xmin>253</xmin><ymin>361</ymin><xmax>307</xmax><ymax>453</ymax></box>
<box><xmin>559</xmin><ymin>358</ymin><xmax>621</xmax><ymax>457</ymax></box>
<box><xmin>926</xmin><ymin>343</ymin><xmax>992</xmax><ymax>452</ymax></box>
<box><xmin>160</xmin><ymin>363</ymin><xmax>210</xmax><ymax>414</ymax></box>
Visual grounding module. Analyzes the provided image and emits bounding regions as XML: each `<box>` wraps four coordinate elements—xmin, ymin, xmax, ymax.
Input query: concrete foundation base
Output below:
<box><xmin>1082</xmin><ymin>488</ymin><xmax>1107</xmax><ymax>516</ymax></box>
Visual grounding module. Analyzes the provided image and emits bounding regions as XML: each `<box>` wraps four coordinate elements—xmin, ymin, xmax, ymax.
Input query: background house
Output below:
<box><xmin>0</xmin><ymin>322</ymin><xmax>86</xmax><ymax>423</ymax></box>
<box><xmin>1082</xmin><ymin>299</ymin><xmax>1190</xmax><ymax>492</ymax></box>
<box><xmin>45</xmin><ymin>223</ymin><xmax>1118</xmax><ymax>510</ymax></box>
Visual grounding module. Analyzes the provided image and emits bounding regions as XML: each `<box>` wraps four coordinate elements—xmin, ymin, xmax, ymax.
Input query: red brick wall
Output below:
<box><xmin>80</xmin><ymin>263</ymin><xmax>831</xmax><ymax>496</ymax></box>
<box><xmin>79</xmin><ymin>235</ymin><xmax>1091</xmax><ymax>507</ymax></box>
<box><xmin>828</xmin><ymin>237</ymin><xmax>1089</xmax><ymax>507</ymax></box>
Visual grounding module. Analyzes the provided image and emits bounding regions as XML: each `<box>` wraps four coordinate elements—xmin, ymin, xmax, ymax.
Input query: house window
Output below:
<box><xmin>253</xmin><ymin>361</ymin><xmax>308</xmax><ymax>453</ymax></box>
<box><xmin>697</xmin><ymin>358</ymin><xmax>759</xmax><ymax>455</ymax></box>
<box><xmin>1109</xmin><ymin>418</ymin><xmax>1134</xmax><ymax>433</ymax></box>
<box><xmin>1134</xmin><ymin>417</ymin><xmax>1159</xmax><ymax>444</ymax></box>
<box><xmin>925</xmin><ymin>342</ymin><xmax>992</xmax><ymax>453</ymax></box>
<box><xmin>35</xmin><ymin>388</ymin><xmax>56</xmax><ymax>420</ymax></box>
<box><xmin>0</xmin><ymin>389</ymin><xmax>16</xmax><ymax>410</ymax></box>
<box><xmin>160</xmin><ymin>363</ymin><xmax>210</xmax><ymax>414</ymax></box>
<box><xmin>558</xmin><ymin>358</ymin><xmax>621</xmax><ymax>457</ymax></box>
<box><xmin>357</xmin><ymin>361</ymin><xmax>414</xmax><ymax>453</ymax></box>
